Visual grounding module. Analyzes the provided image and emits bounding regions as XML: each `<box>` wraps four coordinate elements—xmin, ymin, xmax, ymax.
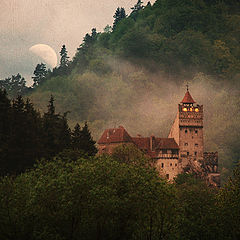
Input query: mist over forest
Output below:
<box><xmin>18</xmin><ymin>0</ymin><xmax>238</xmax><ymax>180</ymax></box>
<box><xmin>0</xmin><ymin>1</ymin><xmax>240</xmax><ymax>239</ymax></box>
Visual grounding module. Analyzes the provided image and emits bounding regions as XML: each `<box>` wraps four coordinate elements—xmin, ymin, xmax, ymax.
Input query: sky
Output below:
<box><xmin>0</xmin><ymin>0</ymin><xmax>155</xmax><ymax>85</ymax></box>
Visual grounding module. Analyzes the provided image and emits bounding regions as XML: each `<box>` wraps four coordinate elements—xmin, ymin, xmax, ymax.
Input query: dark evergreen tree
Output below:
<box><xmin>72</xmin><ymin>123</ymin><xmax>82</xmax><ymax>150</ymax></box>
<box><xmin>91</xmin><ymin>28</ymin><xmax>97</xmax><ymax>40</ymax></box>
<box><xmin>7</xmin><ymin>96</ymin><xmax>38</xmax><ymax>174</ymax></box>
<box><xmin>42</xmin><ymin>95</ymin><xmax>71</xmax><ymax>159</ymax></box>
<box><xmin>130</xmin><ymin>0</ymin><xmax>144</xmax><ymax>20</ymax></box>
<box><xmin>32</xmin><ymin>63</ymin><xmax>47</xmax><ymax>87</ymax></box>
<box><xmin>0</xmin><ymin>89</ymin><xmax>11</xmax><ymax>173</ymax></box>
<box><xmin>79</xmin><ymin>122</ymin><xmax>97</xmax><ymax>156</ymax></box>
<box><xmin>59</xmin><ymin>45</ymin><xmax>69</xmax><ymax>69</ymax></box>
<box><xmin>131</xmin><ymin>0</ymin><xmax>144</xmax><ymax>12</ymax></box>
<box><xmin>47</xmin><ymin>95</ymin><xmax>55</xmax><ymax>115</ymax></box>
<box><xmin>0</xmin><ymin>74</ymin><xmax>28</xmax><ymax>98</ymax></box>
<box><xmin>113</xmin><ymin>7</ymin><xmax>126</xmax><ymax>30</ymax></box>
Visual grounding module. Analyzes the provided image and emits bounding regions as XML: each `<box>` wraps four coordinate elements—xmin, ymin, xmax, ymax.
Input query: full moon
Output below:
<box><xmin>29</xmin><ymin>44</ymin><xmax>58</xmax><ymax>68</ymax></box>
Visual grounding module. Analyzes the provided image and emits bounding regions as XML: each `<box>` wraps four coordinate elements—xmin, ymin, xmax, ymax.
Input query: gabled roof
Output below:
<box><xmin>98</xmin><ymin>127</ymin><xmax>179</xmax><ymax>155</ymax></box>
<box><xmin>132</xmin><ymin>137</ymin><xmax>150</xmax><ymax>150</ymax></box>
<box><xmin>98</xmin><ymin>126</ymin><xmax>133</xmax><ymax>144</ymax></box>
<box><xmin>181</xmin><ymin>91</ymin><xmax>195</xmax><ymax>104</ymax></box>
<box><xmin>155</xmin><ymin>138</ymin><xmax>179</xmax><ymax>149</ymax></box>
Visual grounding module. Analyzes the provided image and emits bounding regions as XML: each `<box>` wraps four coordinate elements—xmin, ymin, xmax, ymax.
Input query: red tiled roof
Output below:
<box><xmin>155</xmin><ymin>138</ymin><xmax>179</xmax><ymax>149</ymax></box>
<box><xmin>98</xmin><ymin>126</ymin><xmax>133</xmax><ymax>144</ymax></box>
<box><xmin>181</xmin><ymin>91</ymin><xmax>195</xmax><ymax>103</ymax></box>
<box><xmin>132</xmin><ymin>137</ymin><xmax>150</xmax><ymax>150</ymax></box>
<box><xmin>98</xmin><ymin>127</ymin><xmax>179</xmax><ymax>154</ymax></box>
<box><xmin>132</xmin><ymin>137</ymin><xmax>179</xmax><ymax>150</ymax></box>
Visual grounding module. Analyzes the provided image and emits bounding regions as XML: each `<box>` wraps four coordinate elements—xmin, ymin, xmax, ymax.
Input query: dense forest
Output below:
<box><xmin>0</xmin><ymin>145</ymin><xmax>240</xmax><ymax>240</ymax></box>
<box><xmin>0</xmin><ymin>1</ymin><xmax>240</xmax><ymax>238</ymax></box>
<box><xmin>0</xmin><ymin>89</ymin><xmax>97</xmax><ymax>175</ymax></box>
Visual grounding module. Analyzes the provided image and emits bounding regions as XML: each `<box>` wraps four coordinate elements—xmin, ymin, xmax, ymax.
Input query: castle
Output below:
<box><xmin>97</xmin><ymin>89</ymin><xmax>220</xmax><ymax>186</ymax></box>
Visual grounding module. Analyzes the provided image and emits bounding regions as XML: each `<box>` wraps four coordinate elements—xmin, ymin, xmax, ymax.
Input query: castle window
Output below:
<box><xmin>195</xmin><ymin>130</ymin><xmax>198</xmax><ymax>134</ymax></box>
<box><xmin>195</xmin><ymin>143</ymin><xmax>198</xmax><ymax>147</ymax></box>
<box><xmin>170</xmin><ymin>163</ymin><xmax>172</xmax><ymax>166</ymax></box>
<box><xmin>184</xmin><ymin>143</ymin><xmax>188</xmax><ymax>146</ymax></box>
<box><xmin>162</xmin><ymin>149</ymin><xmax>167</xmax><ymax>154</ymax></box>
<box><xmin>161</xmin><ymin>163</ymin><xmax>164</xmax><ymax>168</ymax></box>
<box><xmin>187</xmin><ymin>152</ymin><xmax>189</xmax><ymax>156</ymax></box>
<box><xmin>185</xmin><ymin>130</ymin><xmax>187</xmax><ymax>133</ymax></box>
<box><xmin>195</xmin><ymin>152</ymin><xmax>197</xmax><ymax>156</ymax></box>
<box><xmin>171</xmin><ymin>149</ymin><xmax>178</xmax><ymax>154</ymax></box>
<box><xmin>175</xmin><ymin>163</ymin><xmax>177</xmax><ymax>166</ymax></box>
<box><xmin>166</xmin><ymin>174</ymin><xmax>169</xmax><ymax>179</ymax></box>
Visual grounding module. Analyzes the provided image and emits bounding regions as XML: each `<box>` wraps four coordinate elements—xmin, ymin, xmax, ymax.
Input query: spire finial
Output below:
<box><xmin>186</xmin><ymin>82</ymin><xmax>189</xmax><ymax>91</ymax></box>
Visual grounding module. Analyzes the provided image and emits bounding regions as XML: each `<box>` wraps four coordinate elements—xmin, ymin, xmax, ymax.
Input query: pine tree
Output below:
<box><xmin>0</xmin><ymin>74</ymin><xmax>28</xmax><ymax>98</ymax></box>
<box><xmin>130</xmin><ymin>0</ymin><xmax>144</xmax><ymax>20</ymax></box>
<box><xmin>0</xmin><ymin>89</ymin><xmax>11</xmax><ymax>173</ymax></box>
<box><xmin>72</xmin><ymin>123</ymin><xmax>82</xmax><ymax>150</ymax></box>
<box><xmin>131</xmin><ymin>0</ymin><xmax>144</xmax><ymax>12</ymax></box>
<box><xmin>43</xmin><ymin>95</ymin><xmax>71</xmax><ymax>159</ymax></box>
<box><xmin>47</xmin><ymin>95</ymin><xmax>55</xmax><ymax>115</ymax></box>
<box><xmin>60</xmin><ymin>45</ymin><xmax>69</xmax><ymax>68</ymax></box>
<box><xmin>79</xmin><ymin>122</ymin><xmax>97</xmax><ymax>156</ymax></box>
<box><xmin>32</xmin><ymin>63</ymin><xmax>47</xmax><ymax>87</ymax></box>
<box><xmin>113</xmin><ymin>7</ymin><xmax>126</xmax><ymax>30</ymax></box>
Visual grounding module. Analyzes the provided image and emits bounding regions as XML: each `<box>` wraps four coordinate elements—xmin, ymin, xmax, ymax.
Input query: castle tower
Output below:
<box><xmin>168</xmin><ymin>88</ymin><xmax>203</xmax><ymax>170</ymax></box>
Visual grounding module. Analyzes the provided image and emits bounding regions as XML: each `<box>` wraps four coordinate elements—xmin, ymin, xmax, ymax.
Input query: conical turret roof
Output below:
<box><xmin>181</xmin><ymin>90</ymin><xmax>195</xmax><ymax>104</ymax></box>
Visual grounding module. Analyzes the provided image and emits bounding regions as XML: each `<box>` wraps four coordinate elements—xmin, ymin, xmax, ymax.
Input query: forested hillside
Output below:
<box><xmin>1</xmin><ymin>0</ymin><xmax>240</xmax><ymax>179</ymax></box>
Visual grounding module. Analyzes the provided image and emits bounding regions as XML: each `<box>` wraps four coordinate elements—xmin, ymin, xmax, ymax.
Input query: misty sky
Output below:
<box><xmin>0</xmin><ymin>0</ymin><xmax>155</xmax><ymax>84</ymax></box>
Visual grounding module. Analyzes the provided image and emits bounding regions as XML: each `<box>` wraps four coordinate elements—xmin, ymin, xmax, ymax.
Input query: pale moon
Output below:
<box><xmin>29</xmin><ymin>44</ymin><xmax>58</xmax><ymax>68</ymax></box>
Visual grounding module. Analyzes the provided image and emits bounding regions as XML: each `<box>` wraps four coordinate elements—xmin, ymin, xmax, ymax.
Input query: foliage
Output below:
<box><xmin>112</xmin><ymin>143</ymin><xmax>152</xmax><ymax>166</ymax></box>
<box><xmin>217</xmin><ymin>164</ymin><xmax>240</xmax><ymax>239</ymax></box>
<box><xmin>0</xmin><ymin>154</ymin><xmax>239</xmax><ymax>239</ymax></box>
<box><xmin>1</xmin><ymin>0</ymin><xmax>240</xmax><ymax>178</ymax></box>
<box><xmin>0</xmin><ymin>154</ymin><xmax>176</xmax><ymax>240</ymax></box>
<box><xmin>32</xmin><ymin>63</ymin><xmax>47</xmax><ymax>87</ymax></box>
<box><xmin>0</xmin><ymin>90</ymin><xmax>97</xmax><ymax>175</ymax></box>
<box><xmin>0</xmin><ymin>73</ymin><xmax>28</xmax><ymax>98</ymax></box>
<box><xmin>113</xmin><ymin>7</ymin><xmax>126</xmax><ymax>30</ymax></box>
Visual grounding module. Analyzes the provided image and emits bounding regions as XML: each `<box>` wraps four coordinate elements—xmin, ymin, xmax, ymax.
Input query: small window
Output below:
<box><xmin>162</xmin><ymin>149</ymin><xmax>167</xmax><ymax>154</ymax></box>
<box><xmin>170</xmin><ymin>163</ymin><xmax>172</xmax><ymax>166</ymax></box>
<box><xmin>161</xmin><ymin>163</ymin><xmax>164</xmax><ymax>168</ymax></box>
<box><xmin>195</xmin><ymin>152</ymin><xmax>197</xmax><ymax>156</ymax></box>
<box><xmin>184</xmin><ymin>143</ymin><xmax>188</xmax><ymax>146</ymax></box>
<box><xmin>195</xmin><ymin>130</ymin><xmax>198</xmax><ymax>134</ymax></box>
<box><xmin>185</xmin><ymin>130</ymin><xmax>187</xmax><ymax>133</ymax></box>
<box><xmin>175</xmin><ymin>163</ymin><xmax>177</xmax><ymax>167</ymax></box>
<box><xmin>195</xmin><ymin>143</ymin><xmax>198</xmax><ymax>147</ymax></box>
<box><xmin>171</xmin><ymin>149</ymin><xmax>178</xmax><ymax>154</ymax></box>
<box><xmin>166</xmin><ymin>174</ymin><xmax>169</xmax><ymax>179</ymax></box>
<box><xmin>187</xmin><ymin>152</ymin><xmax>189</xmax><ymax>156</ymax></box>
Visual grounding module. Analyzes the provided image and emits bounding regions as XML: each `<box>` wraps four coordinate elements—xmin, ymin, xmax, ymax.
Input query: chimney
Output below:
<box><xmin>150</xmin><ymin>135</ymin><xmax>155</xmax><ymax>151</ymax></box>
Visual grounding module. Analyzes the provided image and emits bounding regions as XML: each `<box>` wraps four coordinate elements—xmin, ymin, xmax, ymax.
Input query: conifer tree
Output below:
<box><xmin>72</xmin><ymin>123</ymin><xmax>82</xmax><ymax>150</ymax></box>
<box><xmin>130</xmin><ymin>0</ymin><xmax>144</xmax><ymax>20</ymax></box>
<box><xmin>0</xmin><ymin>74</ymin><xmax>28</xmax><ymax>98</ymax></box>
<box><xmin>113</xmin><ymin>7</ymin><xmax>126</xmax><ymax>30</ymax></box>
<box><xmin>79</xmin><ymin>122</ymin><xmax>97</xmax><ymax>156</ymax></box>
<box><xmin>131</xmin><ymin>0</ymin><xmax>144</xmax><ymax>12</ymax></box>
<box><xmin>43</xmin><ymin>95</ymin><xmax>71</xmax><ymax>159</ymax></box>
<box><xmin>47</xmin><ymin>95</ymin><xmax>55</xmax><ymax>115</ymax></box>
<box><xmin>0</xmin><ymin>89</ymin><xmax>11</xmax><ymax>173</ymax></box>
<box><xmin>59</xmin><ymin>45</ymin><xmax>69</xmax><ymax>68</ymax></box>
<box><xmin>32</xmin><ymin>63</ymin><xmax>47</xmax><ymax>87</ymax></box>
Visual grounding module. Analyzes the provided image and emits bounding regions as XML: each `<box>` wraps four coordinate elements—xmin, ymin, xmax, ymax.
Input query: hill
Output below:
<box><xmin>24</xmin><ymin>0</ymin><xmax>240</xmax><ymax>180</ymax></box>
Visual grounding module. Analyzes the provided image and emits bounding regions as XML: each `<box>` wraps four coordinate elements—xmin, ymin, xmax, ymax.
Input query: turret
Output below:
<box><xmin>169</xmin><ymin>87</ymin><xmax>204</xmax><ymax>169</ymax></box>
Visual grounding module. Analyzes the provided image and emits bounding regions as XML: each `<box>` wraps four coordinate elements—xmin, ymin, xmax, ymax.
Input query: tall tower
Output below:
<box><xmin>168</xmin><ymin>88</ymin><xmax>203</xmax><ymax>170</ymax></box>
